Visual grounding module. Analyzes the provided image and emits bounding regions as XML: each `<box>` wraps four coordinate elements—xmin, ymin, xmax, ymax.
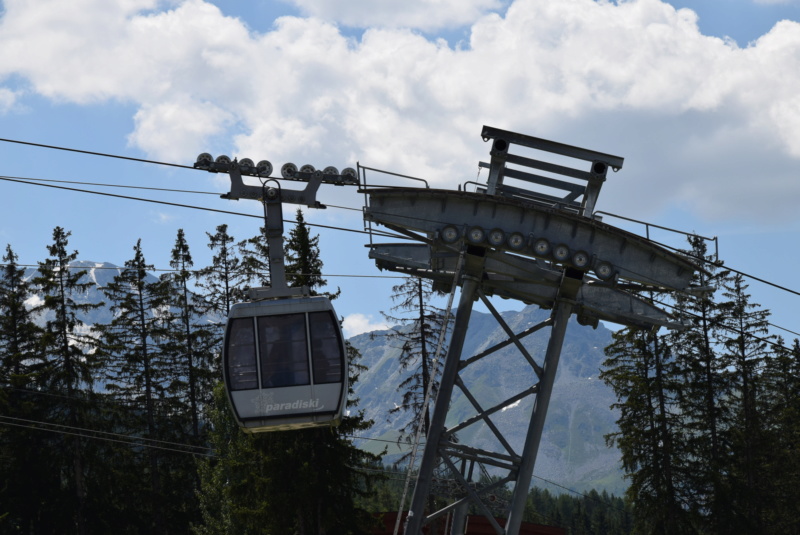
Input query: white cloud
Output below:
<box><xmin>0</xmin><ymin>87</ymin><xmax>20</xmax><ymax>113</ymax></box>
<box><xmin>128</xmin><ymin>96</ymin><xmax>236</xmax><ymax>160</ymax></box>
<box><xmin>342</xmin><ymin>313</ymin><xmax>391</xmax><ymax>338</ymax></box>
<box><xmin>2</xmin><ymin>0</ymin><xmax>800</xmax><ymax>223</ymax></box>
<box><xmin>285</xmin><ymin>0</ymin><xmax>506</xmax><ymax>31</ymax></box>
<box><xmin>153</xmin><ymin>211</ymin><xmax>177</xmax><ymax>224</ymax></box>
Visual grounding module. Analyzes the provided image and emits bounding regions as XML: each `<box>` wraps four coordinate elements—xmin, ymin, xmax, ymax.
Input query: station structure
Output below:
<box><xmin>359</xmin><ymin>126</ymin><xmax>704</xmax><ymax>534</ymax></box>
<box><xmin>204</xmin><ymin>125</ymin><xmax>706</xmax><ymax>535</ymax></box>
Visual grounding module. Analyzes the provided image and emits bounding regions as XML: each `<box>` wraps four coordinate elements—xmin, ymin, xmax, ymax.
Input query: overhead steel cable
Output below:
<box><xmin>2</xmin><ymin>407</ymin><xmax>620</xmax><ymax>512</ymax></box>
<box><xmin>0</xmin><ymin>175</ymin><xmax>378</xmax><ymax>213</ymax></box>
<box><xmin>1</xmin><ymin>262</ymin><xmax>405</xmax><ymax>280</ymax></box>
<box><xmin>0</xmin><ymin>136</ymin><xmax>362</xmax><ymax>189</ymax></box>
<box><xmin>0</xmin><ymin>409</ymin><xmax>408</xmax><ymax>457</ymax></box>
<box><xmin>344</xmin><ymin>434</ymin><xmax>425</xmax><ymax>447</ymax></box>
<box><xmin>650</xmin><ymin>294</ymin><xmax>800</xmax><ymax>344</ymax></box>
<box><xmin>0</xmin><ymin>387</ymin><xmax>413</xmax><ymax>452</ymax></box>
<box><xmin>0</xmin><ymin>414</ymin><xmax>214</xmax><ymax>457</ymax></box>
<box><xmin>0</xmin><ymin>137</ymin><xmax>197</xmax><ymax>170</ymax></box>
<box><xmin>639</xmin><ymin>236</ymin><xmax>800</xmax><ymax>300</ymax></box>
<box><xmin>5</xmin><ymin>174</ymin><xmax>798</xmax><ymax>333</ymax></box>
<box><xmin>3</xmin><ymin>145</ymin><xmax>799</xmax><ymax>333</ymax></box>
<box><xmin>6</xmin><ymin>173</ymin><xmax>800</xmax><ymax>336</ymax></box>
<box><xmin>1</xmin><ymin>411</ymin><xmax>627</xmax><ymax>516</ymax></box>
<box><xmin>1</xmin><ymin>135</ymin><xmax>797</xmax><ymax>298</ymax></box>
<box><xmin>0</xmin><ymin>388</ymin><xmax>626</xmax><ymax>516</ymax></box>
<box><xmin>0</xmin><ymin>175</ymin><xmax>402</xmax><ymax>239</ymax></box>
<box><xmin>0</xmin><ymin>174</ymin><xmax>220</xmax><ymax>195</ymax></box>
<box><xmin>0</xmin><ymin>174</ymin><xmax>262</xmax><ymax>216</ymax></box>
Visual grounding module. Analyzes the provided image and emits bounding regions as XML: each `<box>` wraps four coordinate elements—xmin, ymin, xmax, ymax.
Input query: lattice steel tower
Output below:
<box><xmin>361</xmin><ymin>126</ymin><xmax>704</xmax><ymax>534</ymax></box>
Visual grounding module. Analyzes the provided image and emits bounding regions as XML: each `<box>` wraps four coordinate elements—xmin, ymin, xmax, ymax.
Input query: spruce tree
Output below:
<box><xmin>718</xmin><ymin>273</ymin><xmax>773</xmax><ymax>532</ymax></box>
<box><xmin>0</xmin><ymin>245</ymin><xmax>44</xmax><ymax>385</ymax></box>
<box><xmin>194</xmin><ymin>384</ymin><xmax>257</xmax><ymax>535</ymax></box>
<box><xmin>237</xmin><ymin>224</ymin><xmax>271</xmax><ymax>289</ymax></box>
<box><xmin>34</xmin><ymin>227</ymin><xmax>103</xmax><ymax>534</ymax></box>
<box><xmin>600</xmin><ymin>325</ymin><xmax>691</xmax><ymax>533</ymax></box>
<box><xmin>522</xmin><ymin>487</ymin><xmax>633</xmax><ymax>535</ymax></box>
<box><xmin>97</xmin><ymin>240</ymin><xmax>176</xmax><ymax>532</ymax></box>
<box><xmin>198</xmin><ymin>223</ymin><xmax>246</xmax><ymax>317</ymax></box>
<box><xmin>196</xmin><ymin>223</ymin><xmax>247</xmax><ymax>381</ymax></box>
<box><xmin>285</xmin><ymin>208</ymin><xmax>337</xmax><ymax>296</ymax></box>
<box><xmin>35</xmin><ymin>227</ymin><xmax>102</xmax><ymax>394</ymax></box>
<box><xmin>264</xmin><ymin>212</ymin><xmax>378</xmax><ymax>532</ymax></box>
<box><xmin>381</xmin><ymin>277</ymin><xmax>448</xmax><ymax>448</ymax></box>
<box><xmin>758</xmin><ymin>337</ymin><xmax>800</xmax><ymax>532</ymax></box>
<box><xmin>667</xmin><ymin>235</ymin><xmax>734</xmax><ymax>532</ymax></box>
<box><xmin>0</xmin><ymin>244</ymin><xmax>51</xmax><ymax>532</ymax></box>
<box><xmin>601</xmin><ymin>234</ymin><xmax>800</xmax><ymax>533</ymax></box>
<box><xmin>163</xmin><ymin>229</ymin><xmax>216</xmax><ymax>440</ymax></box>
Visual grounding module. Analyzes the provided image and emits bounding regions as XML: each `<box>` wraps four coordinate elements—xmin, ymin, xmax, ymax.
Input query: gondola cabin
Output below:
<box><xmin>223</xmin><ymin>296</ymin><xmax>348</xmax><ymax>433</ymax></box>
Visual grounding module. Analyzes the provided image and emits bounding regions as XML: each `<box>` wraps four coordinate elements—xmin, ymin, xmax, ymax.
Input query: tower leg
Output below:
<box><xmin>450</xmin><ymin>502</ymin><xmax>469</xmax><ymax>534</ymax></box>
<box><xmin>405</xmin><ymin>275</ymin><xmax>481</xmax><ymax>535</ymax></box>
<box><xmin>504</xmin><ymin>298</ymin><xmax>574</xmax><ymax>533</ymax></box>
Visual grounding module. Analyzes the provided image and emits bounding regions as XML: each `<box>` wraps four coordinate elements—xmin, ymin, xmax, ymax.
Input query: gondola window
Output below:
<box><xmin>309</xmin><ymin>311</ymin><xmax>344</xmax><ymax>385</ymax></box>
<box><xmin>227</xmin><ymin>318</ymin><xmax>258</xmax><ymax>390</ymax></box>
<box><xmin>258</xmin><ymin>314</ymin><xmax>310</xmax><ymax>387</ymax></box>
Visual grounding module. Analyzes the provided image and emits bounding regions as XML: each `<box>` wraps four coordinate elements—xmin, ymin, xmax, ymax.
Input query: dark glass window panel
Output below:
<box><xmin>258</xmin><ymin>313</ymin><xmax>310</xmax><ymax>387</ymax></box>
<box><xmin>227</xmin><ymin>317</ymin><xmax>258</xmax><ymax>390</ymax></box>
<box><xmin>309</xmin><ymin>311</ymin><xmax>343</xmax><ymax>385</ymax></box>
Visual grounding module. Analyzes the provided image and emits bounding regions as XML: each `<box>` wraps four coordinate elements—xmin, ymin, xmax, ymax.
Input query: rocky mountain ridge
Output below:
<box><xmin>348</xmin><ymin>304</ymin><xmax>627</xmax><ymax>496</ymax></box>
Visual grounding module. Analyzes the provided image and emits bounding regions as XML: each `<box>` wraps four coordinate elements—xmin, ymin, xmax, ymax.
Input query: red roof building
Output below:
<box><xmin>371</xmin><ymin>512</ymin><xmax>566</xmax><ymax>535</ymax></box>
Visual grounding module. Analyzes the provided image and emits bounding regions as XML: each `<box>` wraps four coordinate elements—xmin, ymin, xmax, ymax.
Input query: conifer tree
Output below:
<box><xmin>284</xmin><ymin>208</ymin><xmax>337</xmax><ymax>296</ymax></box>
<box><xmin>34</xmin><ymin>227</ymin><xmax>103</xmax><ymax>534</ymax></box>
<box><xmin>35</xmin><ymin>227</ymin><xmax>102</xmax><ymax>393</ymax></box>
<box><xmin>198</xmin><ymin>223</ymin><xmax>246</xmax><ymax>318</ymax></box>
<box><xmin>757</xmin><ymin>337</ymin><xmax>800</xmax><ymax>533</ymax></box>
<box><xmin>0</xmin><ymin>245</ymin><xmax>44</xmax><ymax>385</ymax></box>
<box><xmin>718</xmin><ymin>273</ymin><xmax>773</xmax><ymax>532</ymax></box>
<box><xmin>196</xmin><ymin>223</ymin><xmax>247</xmax><ymax>379</ymax></box>
<box><xmin>97</xmin><ymin>239</ymin><xmax>175</xmax><ymax>532</ymax></box>
<box><xmin>600</xmin><ymin>325</ymin><xmax>691</xmax><ymax>533</ymax></box>
<box><xmin>0</xmin><ymin>244</ymin><xmax>51</xmax><ymax>532</ymax></box>
<box><xmin>163</xmin><ymin>229</ymin><xmax>216</xmax><ymax>439</ymax></box>
<box><xmin>252</xmin><ymin>348</ymin><xmax>381</xmax><ymax>534</ymax></box>
<box><xmin>522</xmin><ymin>487</ymin><xmax>633</xmax><ymax>534</ymax></box>
<box><xmin>666</xmin><ymin>235</ymin><xmax>734</xmax><ymax>532</ymax></box>
<box><xmin>381</xmin><ymin>277</ymin><xmax>448</xmax><ymax>447</ymax></box>
<box><xmin>237</xmin><ymin>223</ymin><xmax>271</xmax><ymax>289</ymax></box>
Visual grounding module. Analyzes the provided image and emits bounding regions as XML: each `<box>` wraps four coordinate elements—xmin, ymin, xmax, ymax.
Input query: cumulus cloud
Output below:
<box><xmin>0</xmin><ymin>87</ymin><xmax>19</xmax><ymax>113</ymax></box>
<box><xmin>128</xmin><ymin>96</ymin><xmax>236</xmax><ymax>157</ymax></box>
<box><xmin>1</xmin><ymin>0</ymin><xmax>800</xmax><ymax>223</ymax></box>
<box><xmin>285</xmin><ymin>0</ymin><xmax>506</xmax><ymax>31</ymax></box>
<box><xmin>342</xmin><ymin>313</ymin><xmax>392</xmax><ymax>338</ymax></box>
<box><xmin>153</xmin><ymin>211</ymin><xmax>177</xmax><ymax>224</ymax></box>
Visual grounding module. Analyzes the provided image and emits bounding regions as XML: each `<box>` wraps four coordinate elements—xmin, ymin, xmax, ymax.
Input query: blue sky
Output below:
<box><xmin>1</xmin><ymin>0</ymin><xmax>799</xmax><ymax>340</ymax></box>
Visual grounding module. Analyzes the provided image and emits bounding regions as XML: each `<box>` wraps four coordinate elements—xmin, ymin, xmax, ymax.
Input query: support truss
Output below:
<box><xmin>360</xmin><ymin>126</ymin><xmax>705</xmax><ymax>534</ymax></box>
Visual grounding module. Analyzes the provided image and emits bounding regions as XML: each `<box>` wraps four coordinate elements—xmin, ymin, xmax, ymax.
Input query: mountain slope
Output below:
<box><xmin>348</xmin><ymin>304</ymin><xmax>626</xmax><ymax>496</ymax></box>
<box><xmin>23</xmin><ymin>261</ymin><xmax>127</xmax><ymax>327</ymax></box>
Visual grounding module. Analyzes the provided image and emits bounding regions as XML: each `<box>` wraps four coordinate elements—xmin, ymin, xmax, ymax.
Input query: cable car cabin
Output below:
<box><xmin>223</xmin><ymin>296</ymin><xmax>348</xmax><ymax>433</ymax></box>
